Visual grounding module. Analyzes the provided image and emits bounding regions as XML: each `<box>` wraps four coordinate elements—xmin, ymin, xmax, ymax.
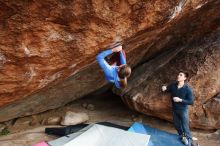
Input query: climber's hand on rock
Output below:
<box><xmin>112</xmin><ymin>45</ymin><xmax>122</xmax><ymax>52</ymax></box>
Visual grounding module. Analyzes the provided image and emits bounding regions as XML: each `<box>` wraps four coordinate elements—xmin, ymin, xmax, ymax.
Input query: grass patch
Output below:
<box><xmin>0</xmin><ymin>127</ymin><xmax>10</xmax><ymax>136</ymax></box>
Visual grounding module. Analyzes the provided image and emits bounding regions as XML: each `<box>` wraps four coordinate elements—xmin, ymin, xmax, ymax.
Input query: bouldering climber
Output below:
<box><xmin>96</xmin><ymin>43</ymin><xmax>131</xmax><ymax>88</ymax></box>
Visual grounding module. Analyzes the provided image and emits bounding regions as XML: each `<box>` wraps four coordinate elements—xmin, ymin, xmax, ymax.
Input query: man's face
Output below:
<box><xmin>177</xmin><ymin>72</ymin><xmax>186</xmax><ymax>82</ymax></box>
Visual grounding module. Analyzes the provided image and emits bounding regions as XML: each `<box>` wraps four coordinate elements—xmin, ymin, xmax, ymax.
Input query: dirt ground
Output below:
<box><xmin>0</xmin><ymin>91</ymin><xmax>219</xmax><ymax>146</ymax></box>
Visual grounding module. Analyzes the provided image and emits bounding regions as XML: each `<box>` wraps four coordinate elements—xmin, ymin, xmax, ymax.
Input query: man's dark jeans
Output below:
<box><xmin>172</xmin><ymin>109</ymin><xmax>192</xmax><ymax>140</ymax></box>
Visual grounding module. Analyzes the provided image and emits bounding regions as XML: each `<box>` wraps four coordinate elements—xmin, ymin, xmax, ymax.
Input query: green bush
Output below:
<box><xmin>0</xmin><ymin>127</ymin><xmax>10</xmax><ymax>136</ymax></box>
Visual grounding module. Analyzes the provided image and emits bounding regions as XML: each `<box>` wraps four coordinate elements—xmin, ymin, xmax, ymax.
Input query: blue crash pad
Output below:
<box><xmin>128</xmin><ymin>122</ymin><xmax>185</xmax><ymax>146</ymax></box>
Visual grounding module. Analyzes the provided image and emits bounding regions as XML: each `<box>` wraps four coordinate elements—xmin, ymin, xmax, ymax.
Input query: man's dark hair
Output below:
<box><xmin>179</xmin><ymin>70</ymin><xmax>189</xmax><ymax>78</ymax></box>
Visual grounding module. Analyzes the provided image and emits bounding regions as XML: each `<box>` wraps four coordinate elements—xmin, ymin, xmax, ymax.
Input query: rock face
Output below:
<box><xmin>61</xmin><ymin>111</ymin><xmax>89</xmax><ymax>126</ymax></box>
<box><xmin>0</xmin><ymin>0</ymin><xmax>181</xmax><ymax>107</ymax></box>
<box><xmin>0</xmin><ymin>0</ymin><xmax>182</xmax><ymax>121</ymax></box>
<box><xmin>115</xmin><ymin>32</ymin><xmax>220</xmax><ymax>130</ymax></box>
<box><xmin>0</xmin><ymin>0</ymin><xmax>219</xmax><ymax>130</ymax></box>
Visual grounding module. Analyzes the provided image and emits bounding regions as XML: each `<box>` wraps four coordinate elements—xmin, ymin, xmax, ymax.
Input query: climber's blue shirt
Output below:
<box><xmin>96</xmin><ymin>49</ymin><xmax>126</xmax><ymax>88</ymax></box>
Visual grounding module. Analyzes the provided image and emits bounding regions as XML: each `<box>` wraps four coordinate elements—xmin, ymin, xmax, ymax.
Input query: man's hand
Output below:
<box><xmin>112</xmin><ymin>46</ymin><xmax>122</xmax><ymax>52</ymax></box>
<box><xmin>162</xmin><ymin>85</ymin><xmax>167</xmax><ymax>92</ymax></box>
<box><xmin>173</xmin><ymin>97</ymin><xmax>182</xmax><ymax>102</ymax></box>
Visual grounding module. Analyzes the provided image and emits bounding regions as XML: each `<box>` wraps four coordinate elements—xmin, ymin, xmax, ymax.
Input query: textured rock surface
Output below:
<box><xmin>0</xmin><ymin>0</ymin><xmax>219</xmax><ymax>129</ymax></box>
<box><xmin>61</xmin><ymin>111</ymin><xmax>89</xmax><ymax>126</ymax></box>
<box><xmin>14</xmin><ymin>117</ymin><xmax>32</xmax><ymax>126</ymax></box>
<box><xmin>118</xmin><ymin>0</ymin><xmax>220</xmax><ymax>130</ymax></box>
<box><xmin>115</xmin><ymin>30</ymin><xmax>220</xmax><ymax>129</ymax></box>
<box><xmin>46</xmin><ymin>116</ymin><xmax>61</xmax><ymax>125</ymax></box>
<box><xmin>0</xmin><ymin>123</ymin><xmax>6</xmax><ymax>131</ymax></box>
<box><xmin>0</xmin><ymin>126</ymin><xmax>55</xmax><ymax>146</ymax></box>
<box><xmin>0</xmin><ymin>0</ymin><xmax>182</xmax><ymax>121</ymax></box>
<box><xmin>0</xmin><ymin>94</ymin><xmax>219</xmax><ymax>146</ymax></box>
<box><xmin>0</xmin><ymin>0</ymin><xmax>180</xmax><ymax>107</ymax></box>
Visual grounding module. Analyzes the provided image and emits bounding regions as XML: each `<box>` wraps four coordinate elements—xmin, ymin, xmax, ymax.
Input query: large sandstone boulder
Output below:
<box><xmin>0</xmin><ymin>0</ymin><xmax>219</xmax><ymax>130</ymax></box>
<box><xmin>0</xmin><ymin>0</ymin><xmax>182</xmax><ymax>121</ymax></box>
<box><xmin>114</xmin><ymin>31</ymin><xmax>220</xmax><ymax>129</ymax></box>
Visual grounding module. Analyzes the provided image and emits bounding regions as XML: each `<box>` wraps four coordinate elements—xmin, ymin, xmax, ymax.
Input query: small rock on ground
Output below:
<box><xmin>61</xmin><ymin>111</ymin><xmax>89</xmax><ymax>126</ymax></box>
<box><xmin>47</xmin><ymin>116</ymin><xmax>61</xmax><ymax>125</ymax></box>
